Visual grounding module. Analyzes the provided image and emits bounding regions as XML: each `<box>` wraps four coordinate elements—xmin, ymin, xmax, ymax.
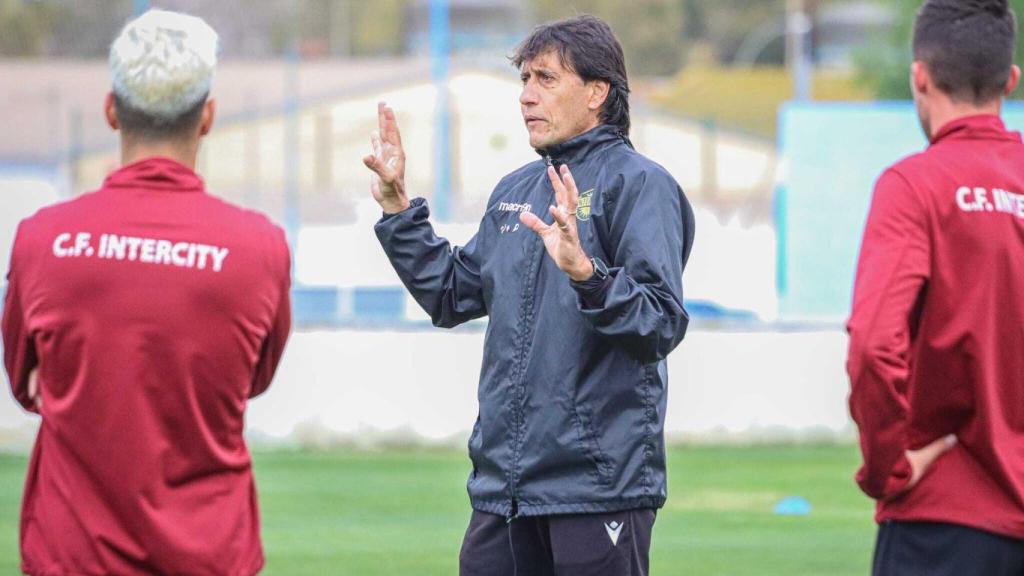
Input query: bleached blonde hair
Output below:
<box><xmin>109</xmin><ymin>9</ymin><xmax>218</xmax><ymax>121</ymax></box>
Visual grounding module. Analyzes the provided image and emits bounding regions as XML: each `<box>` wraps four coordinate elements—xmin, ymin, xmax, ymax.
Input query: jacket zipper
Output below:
<box><xmin>506</xmin><ymin>499</ymin><xmax>519</xmax><ymax>524</ymax></box>
<box><xmin>507</xmin><ymin>157</ymin><xmax>556</xmax><ymax>524</ymax></box>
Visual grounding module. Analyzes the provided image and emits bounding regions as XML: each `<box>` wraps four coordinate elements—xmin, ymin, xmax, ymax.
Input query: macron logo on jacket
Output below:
<box><xmin>498</xmin><ymin>201</ymin><xmax>533</xmax><ymax>214</ymax></box>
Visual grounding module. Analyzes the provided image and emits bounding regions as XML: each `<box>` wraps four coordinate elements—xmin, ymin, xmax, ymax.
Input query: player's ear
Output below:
<box><xmin>199</xmin><ymin>99</ymin><xmax>216</xmax><ymax>137</ymax></box>
<box><xmin>1005</xmin><ymin>65</ymin><xmax>1021</xmax><ymax>97</ymax></box>
<box><xmin>910</xmin><ymin>61</ymin><xmax>930</xmax><ymax>97</ymax></box>
<box><xmin>105</xmin><ymin>92</ymin><xmax>119</xmax><ymax>131</ymax></box>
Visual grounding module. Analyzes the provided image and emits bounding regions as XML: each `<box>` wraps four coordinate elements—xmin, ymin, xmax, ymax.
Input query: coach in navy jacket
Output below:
<box><xmin>365</xmin><ymin>15</ymin><xmax>694</xmax><ymax>574</ymax></box>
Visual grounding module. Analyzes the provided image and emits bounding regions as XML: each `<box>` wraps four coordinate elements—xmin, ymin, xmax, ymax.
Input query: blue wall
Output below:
<box><xmin>776</xmin><ymin>102</ymin><xmax>1024</xmax><ymax>320</ymax></box>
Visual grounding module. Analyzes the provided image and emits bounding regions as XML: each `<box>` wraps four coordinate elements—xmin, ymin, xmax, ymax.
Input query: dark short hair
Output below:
<box><xmin>512</xmin><ymin>15</ymin><xmax>631</xmax><ymax>136</ymax></box>
<box><xmin>113</xmin><ymin>92</ymin><xmax>208</xmax><ymax>142</ymax></box>
<box><xmin>913</xmin><ymin>0</ymin><xmax>1018</xmax><ymax>104</ymax></box>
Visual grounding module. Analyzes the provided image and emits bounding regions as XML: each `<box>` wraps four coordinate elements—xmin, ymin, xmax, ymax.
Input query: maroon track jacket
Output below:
<box><xmin>3</xmin><ymin>157</ymin><xmax>291</xmax><ymax>575</ymax></box>
<box><xmin>848</xmin><ymin>114</ymin><xmax>1024</xmax><ymax>539</ymax></box>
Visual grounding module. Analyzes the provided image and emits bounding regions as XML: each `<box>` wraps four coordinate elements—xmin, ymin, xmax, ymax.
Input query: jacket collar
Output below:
<box><xmin>930</xmin><ymin>114</ymin><xmax>1022</xmax><ymax>146</ymax></box>
<box><xmin>103</xmin><ymin>157</ymin><xmax>205</xmax><ymax>193</ymax></box>
<box><xmin>535</xmin><ymin>124</ymin><xmax>629</xmax><ymax>165</ymax></box>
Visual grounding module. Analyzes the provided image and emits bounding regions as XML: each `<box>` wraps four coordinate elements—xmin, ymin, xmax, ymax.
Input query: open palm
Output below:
<box><xmin>520</xmin><ymin>165</ymin><xmax>594</xmax><ymax>282</ymax></box>
<box><xmin>362</xmin><ymin>102</ymin><xmax>410</xmax><ymax>214</ymax></box>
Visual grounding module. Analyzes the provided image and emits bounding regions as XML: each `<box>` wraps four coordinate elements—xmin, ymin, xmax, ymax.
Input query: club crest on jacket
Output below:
<box><xmin>576</xmin><ymin>189</ymin><xmax>595</xmax><ymax>221</ymax></box>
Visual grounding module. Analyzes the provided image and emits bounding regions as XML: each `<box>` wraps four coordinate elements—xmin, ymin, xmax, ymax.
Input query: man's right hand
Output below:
<box><xmin>362</xmin><ymin>102</ymin><xmax>410</xmax><ymax>215</ymax></box>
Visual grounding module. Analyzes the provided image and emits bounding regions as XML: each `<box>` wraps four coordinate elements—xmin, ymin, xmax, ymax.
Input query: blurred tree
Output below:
<box><xmin>0</xmin><ymin>0</ymin><xmax>66</xmax><ymax>56</ymax></box>
<box><xmin>269</xmin><ymin>0</ymin><xmax>406</xmax><ymax>57</ymax></box>
<box><xmin>527</xmin><ymin>0</ymin><xmax>686</xmax><ymax>76</ymax></box>
<box><xmin>856</xmin><ymin>0</ymin><xmax>1024</xmax><ymax>99</ymax></box>
<box><xmin>691</xmin><ymin>0</ymin><xmax>787</xmax><ymax>65</ymax></box>
<box><xmin>348</xmin><ymin>0</ymin><xmax>406</xmax><ymax>56</ymax></box>
<box><xmin>0</xmin><ymin>0</ymin><xmax>408</xmax><ymax>59</ymax></box>
<box><xmin>682</xmin><ymin>0</ymin><xmax>708</xmax><ymax>39</ymax></box>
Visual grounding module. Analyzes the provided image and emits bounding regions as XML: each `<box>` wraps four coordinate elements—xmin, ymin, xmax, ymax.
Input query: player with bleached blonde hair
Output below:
<box><xmin>3</xmin><ymin>9</ymin><xmax>291</xmax><ymax>575</ymax></box>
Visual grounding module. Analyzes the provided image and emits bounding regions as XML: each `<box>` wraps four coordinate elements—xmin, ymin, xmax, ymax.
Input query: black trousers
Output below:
<box><xmin>873</xmin><ymin>520</ymin><xmax>1024</xmax><ymax>576</ymax></box>
<box><xmin>459</xmin><ymin>509</ymin><xmax>657</xmax><ymax>576</ymax></box>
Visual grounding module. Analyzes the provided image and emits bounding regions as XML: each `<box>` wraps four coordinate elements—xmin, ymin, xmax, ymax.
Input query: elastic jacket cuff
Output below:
<box><xmin>377</xmin><ymin>197</ymin><xmax>425</xmax><ymax>224</ymax></box>
<box><xmin>571</xmin><ymin>272</ymin><xmax>614</xmax><ymax>310</ymax></box>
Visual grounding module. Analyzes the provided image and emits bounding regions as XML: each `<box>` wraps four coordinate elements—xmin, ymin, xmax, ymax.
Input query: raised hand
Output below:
<box><xmin>520</xmin><ymin>164</ymin><xmax>595</xmax><ymax>282</ymax></box>
<box><xmin>362</xmin><ymin>102</ymin><xmax>410</xmax><ymax>214</ymax></box>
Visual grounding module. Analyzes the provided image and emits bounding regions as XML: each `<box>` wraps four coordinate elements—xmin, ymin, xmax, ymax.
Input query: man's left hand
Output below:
<box><xmin>28</xmin><ymin>369</ymin><xmax>41</xmax><ymax>411</ymax></box>
<box><xmin>520</xmin><ymin>165</ymin><xmax>594</xmax><ymax>282</ymax></box>
<box><xmin>905</xmin><ymin>434</ymin><xmax>957</xmax><ymax>490</ymax></box>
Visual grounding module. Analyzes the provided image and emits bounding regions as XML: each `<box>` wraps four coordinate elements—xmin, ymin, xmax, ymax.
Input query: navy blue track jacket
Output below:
<box><xmin>375</xmin><ymin>125</ymin><xmax>695</xmax><ymax>517</ymax></box>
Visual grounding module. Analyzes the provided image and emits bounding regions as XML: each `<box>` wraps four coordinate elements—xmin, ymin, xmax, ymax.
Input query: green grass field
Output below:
<box><xmin>0</xmin><ymin>445</ymin><xmax>876</xmax><ymax>575</ymax></box>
